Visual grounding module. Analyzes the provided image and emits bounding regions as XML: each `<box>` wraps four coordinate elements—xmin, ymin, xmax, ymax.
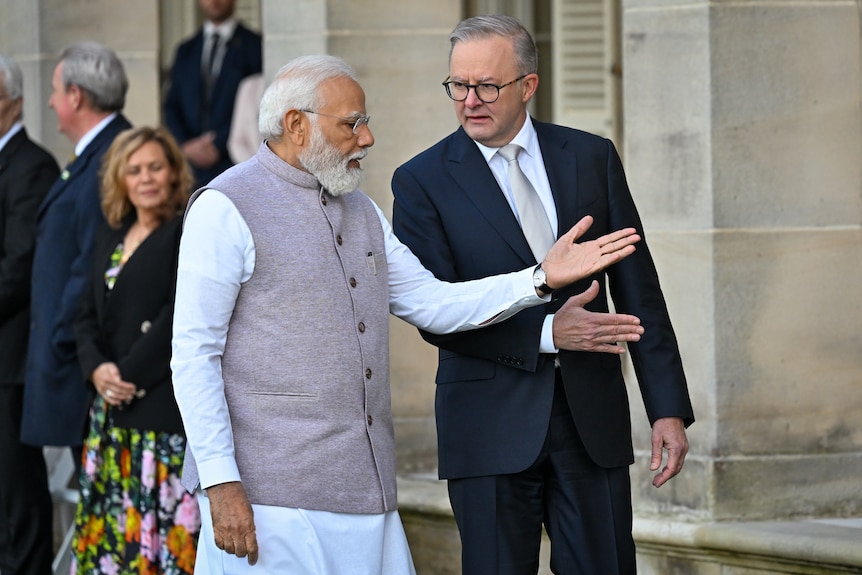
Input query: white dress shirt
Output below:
<box><xmin>473</xmin><ymin>114</ymin><xmax>560</xmax><ymax>354</ymax></box>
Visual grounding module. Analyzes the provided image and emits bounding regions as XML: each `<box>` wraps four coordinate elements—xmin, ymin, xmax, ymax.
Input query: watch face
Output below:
<box><xmin>533</xmin><ymin>266</ymin><xmax>547</xmax><ymax>288</ymax></box>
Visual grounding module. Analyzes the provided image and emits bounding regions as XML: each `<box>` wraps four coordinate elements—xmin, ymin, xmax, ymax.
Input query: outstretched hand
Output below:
<box><xmin>542</xmin><ymin>216</ymin><xmax>640</xmax><ymax>290</ymax></box>
<box><xmin>552</xmin><ymin>281</ymin><xmax>643</xmax><ymax>353</ymax></box>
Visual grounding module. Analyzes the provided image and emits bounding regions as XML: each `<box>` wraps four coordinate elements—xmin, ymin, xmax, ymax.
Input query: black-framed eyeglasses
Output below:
<box><xmin>442</xmin><ymin>74</ymin><xmax>528</xmax><ymax>104</ymax></box>
<box><xmin>300</xmin><ymin>109</ymin><xmax>370</xmax><ymax>134</ymax></box>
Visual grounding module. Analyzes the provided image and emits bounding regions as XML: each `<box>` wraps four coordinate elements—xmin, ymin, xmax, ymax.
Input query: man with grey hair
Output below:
<box><xmin>392</xmin><ymin>14</ymin><xmax>694</xmax><ymax>574</ymax></box>
<box><xmin>171</xmin><ymin>54</ymin><xmax>640</xmax><ymax>573</ymax></box>
<box><xmin>0</xmin><ymin>52</ymin><xmax>58</xmax><ymax>575</ymax></box>
<box><xmin>21</xmin><ymin>43</ymin><xmax>132</xmax><ymax>467</ymax></box>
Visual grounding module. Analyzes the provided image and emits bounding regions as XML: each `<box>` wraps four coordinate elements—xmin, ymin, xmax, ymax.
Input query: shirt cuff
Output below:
<box><xmin>197</xmin><ymin>456</ymin><xmax>242</xmax><ymax>490</ymax></box>
<box><xmin>515</xmin><ymin>266</ymin><xmax>550</xmax><ymax>302</ymax></box>
<box><xmin>539</xmin><ymin>314</ymin><xmax>558</xmax><ymax>354</ymax></box>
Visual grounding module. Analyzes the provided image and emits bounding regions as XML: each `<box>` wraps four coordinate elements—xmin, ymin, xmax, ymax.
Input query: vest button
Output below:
<box><xmin>321</xmin><ymin>196</ymin><xmax>327</xmax><ymax>205</ymax></box>
<box><xmin>358</xmin><ymin>322</ymin><xmax>366</xmax><ymax>333</ymax></box>
<box><xmin>349</xmin><ymin>277</ymin><xmax>357</xmax><ymax>288</ymax></box>
<box><xmin>336</xmin><ymin>235</ymin><xmax>343</xmax><ymax>245</ymax></box>
<box><xmin>365</xmin><ymin>368</ymin><xmax>372</xmax><ymax>379</ymax></box>
<box><xmin>367</xmin><ymin>415</ymin><xmax>374</xmax><ymax>426</ymax></box>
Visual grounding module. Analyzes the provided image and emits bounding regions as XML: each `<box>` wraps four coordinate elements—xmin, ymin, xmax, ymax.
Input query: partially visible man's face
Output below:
<box><xmin>48</xmin><ymin>63</ymin><xmax>76</xmax><ymax>140</ymax></box>
<box><xmin>198</xmin><ymin>0</ymin><xmax>235</xmax><ymax>24</ymax></box>
<box><xmin>298</xmin><ymin>76</ymin><xmax>375</xmax><ymax>197</ymax></box>
<box><xmin>449</xmin><ymin>35</ymin><xmax>534</xmax><ymax>148</ymax></box>
<box><xmin>0</xmin><ymin>74</ymin><xmax>23</xmax><ymax>138</ymax></box>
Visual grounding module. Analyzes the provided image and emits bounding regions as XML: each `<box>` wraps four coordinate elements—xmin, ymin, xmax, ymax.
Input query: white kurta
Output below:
<box><xmin>173</xmin><ymin>189</ymin><xmax>550</xmax><ymax>573</ymax></box>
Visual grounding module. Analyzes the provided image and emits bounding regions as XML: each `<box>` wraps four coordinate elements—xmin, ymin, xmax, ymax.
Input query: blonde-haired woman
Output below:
<box><xmin>72</xmin><ymin>126</ymin><xmax>199</xmax><ymax>574</ymax></box>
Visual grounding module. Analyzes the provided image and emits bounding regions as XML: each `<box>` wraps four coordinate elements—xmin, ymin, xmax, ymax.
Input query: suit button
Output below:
<box><xmin>349</xmin><ymin>277</ymin><xmax>357</xmax><ymax>288</ymax></box>
<box><xmin>141</xmin><ymin>320</ymin><xmax>152</xmax><ymax>333</ymax></box>
<box><xmin>358</xmin><ymin>322</ymin><xmax>366</xmax><ymax>333</ymax></box>
<box><xmin>134</xmin><ymin>389</ymin><xmax>147</xmax><ymax>399</ymax></box>
<box><xmin>367</xmin><ymin>415</ymin><xmax>373</xmax><ymax>426</ymax></box>
<box><xmin>365</xmin><ymin>368</ymin><xmax>372</xmax><ymax>379</ymax></box>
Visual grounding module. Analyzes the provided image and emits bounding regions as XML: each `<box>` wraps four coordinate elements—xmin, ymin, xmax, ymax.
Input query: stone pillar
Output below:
<box><xmin>261</xmin><ymin>0</ymin><xmax>464</xmax><ymax>469</ymax></box>
<box><xmin>622</xmin><ymin>0</ymin><xmax>862</xmax><ymax>521</ymax></box>
<box><xmin>0</xmin><ymin>0</ymin><xmax>160</xmax><ymax>160</ymax></box>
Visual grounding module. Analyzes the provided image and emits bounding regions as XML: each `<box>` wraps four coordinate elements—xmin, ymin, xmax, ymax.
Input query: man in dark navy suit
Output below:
<box><xmin>392</xmin><ymin>15</ymin><xmax>695</xmax><ymax>575</ymax></box>
<box><xmin>0</xmin><ymin>53</ymin><xmax>57</xmax><ymax>575</ymax></box>
<box><xmin>21</xmin><ymin>42</ymin><xmax>132</xmax><ymax>468</ymax></box>
<box><xmin>164</xmin><ymin>0</ymin><xmax>262</xmax><ymax>187</ymax></box>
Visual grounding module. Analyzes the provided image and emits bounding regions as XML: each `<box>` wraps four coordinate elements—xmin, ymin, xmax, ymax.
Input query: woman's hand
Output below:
<box><xmin>91</xmin><ymin>362</ymin><xmax>137</xmax><ymax>406</ymax></box>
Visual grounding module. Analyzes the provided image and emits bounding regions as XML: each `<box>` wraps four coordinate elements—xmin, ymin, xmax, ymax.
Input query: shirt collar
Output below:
<box><xmin>0</xmin><ymin>122</ymin><xmax>23</xmax><ymax>153</ymax></box>
<box><xmin>204</xmin><ymin>18</ymin><xmax>238</xmax><ymax>42</ymax></box>
<box><xmin>75</xmin><ymin>113</ymin><xmax>118</xmax><ymax>157</ymax></box>
<box><xmin>473</xmin><ymin>113</ymin><xmax>538</xmax><ymax>164</ymax></box>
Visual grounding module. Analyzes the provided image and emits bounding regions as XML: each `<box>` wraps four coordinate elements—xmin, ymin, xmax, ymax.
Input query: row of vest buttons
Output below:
<box><xmin>332</xmin><ymin>221</ymin><xmax>369</xmax><ymax>342</ymax></box>
<box><xmin>497</xmin><ymin>353</ymin><xmax>524</xmax><ymax>366</ymax></box>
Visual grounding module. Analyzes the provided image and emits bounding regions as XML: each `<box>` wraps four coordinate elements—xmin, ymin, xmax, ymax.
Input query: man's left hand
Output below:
<box><xmin>542</xmin><ymin>215</ymin><xmax>640</xmax><ymax>290</ymax></box>
<box><xmin>650</xmin><ymin>417</ymin><xmax>689</xmax><ymax>487</ymax></box>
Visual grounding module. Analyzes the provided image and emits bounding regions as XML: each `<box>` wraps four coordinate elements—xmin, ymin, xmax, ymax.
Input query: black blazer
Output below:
<box><xmin>75</xmin><ymin>215</ymin><xmax>184</xmax><ymax>435</ymax></box>
<box><xmin>0</xmin><ymin>129</ymin><xmax>59</xmax><ymax>385</ymax></box>
<box><xmin>164</xmin><ymin>23</ymin><xmax>262</xmax><ymax>185</ymax></box>
<box><xmin>392</xmin><ymin>120</ymin><xmax>694</xmax><ymax>479</ymax></box>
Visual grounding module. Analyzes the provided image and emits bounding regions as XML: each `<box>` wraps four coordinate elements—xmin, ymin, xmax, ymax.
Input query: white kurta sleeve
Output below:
<box><xmin>376</xmin><ymin>202</ymin><xmax>549</xmax><ymax>334</ymax></box>
<box><xmin>171</xmin><ymin>190</ymin><xmax>254</xmax><ymax>490</ymax></box>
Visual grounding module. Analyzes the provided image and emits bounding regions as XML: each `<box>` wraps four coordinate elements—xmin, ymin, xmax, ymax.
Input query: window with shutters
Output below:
<box><xmin>551</xmin><ymin>0</ymin><xmax>622</xmax><ymax>145</ymax></box>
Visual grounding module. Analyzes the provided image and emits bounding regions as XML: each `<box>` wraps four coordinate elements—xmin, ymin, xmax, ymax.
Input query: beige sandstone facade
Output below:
<box><xmin>2</xmin><ymin>0</ymin><xmax>860</xmax><ymax>572</ymax></box>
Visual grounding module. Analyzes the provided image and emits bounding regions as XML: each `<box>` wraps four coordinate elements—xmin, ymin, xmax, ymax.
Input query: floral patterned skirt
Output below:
<box><xmin>71</xmin><ymin>397</ymin><xmax>200</xmax><ymax>575</ymax></box>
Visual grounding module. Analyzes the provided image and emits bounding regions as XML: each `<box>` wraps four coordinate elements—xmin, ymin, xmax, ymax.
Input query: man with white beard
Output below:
<box><xmin>171</xmin><ymin>54</ymin><xmax>641</xmax><ymax>574</ymax></box>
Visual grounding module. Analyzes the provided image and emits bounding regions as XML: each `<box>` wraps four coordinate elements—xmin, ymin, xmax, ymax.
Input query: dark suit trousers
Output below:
<box><xmin>0</xmin><ymin>385</ymin><xmax>52</xmax><ymax>575</ymax></box>
<box><xmin>448</xmin><ymin>371</ymin><xmax>636</xmax><ymax>575</ymax></box>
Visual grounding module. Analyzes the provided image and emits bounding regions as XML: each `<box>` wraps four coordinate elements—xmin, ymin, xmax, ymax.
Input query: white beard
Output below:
<box><xmin>299</xmin><ymin>124</ymin><xmax>366</xmax><ymax>197</ymax></box>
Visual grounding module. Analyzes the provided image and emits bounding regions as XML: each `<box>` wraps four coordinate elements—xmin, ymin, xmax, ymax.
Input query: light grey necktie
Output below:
<box><xmin>498</xmin><ymin>144</ymin><xmax>555</xmax><ymax>262</ymax></box>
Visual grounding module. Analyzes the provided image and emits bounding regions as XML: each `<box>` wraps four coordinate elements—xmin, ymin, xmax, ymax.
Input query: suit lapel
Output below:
<box><xmin>192</xmin><ymin>30</ymin><xmax>206</xmax><ymax>92</ymax></box>
<box><xmin>535</xmin><ymin>121</ymin><xmax>580</xmax><ymax>235</ymax></box>
<box><xmin>211</xmin><ymin>26</ymin><xmax>245</xmax><ymax>104</ymax></box>
<box><xmin>94</xmin><ymin>222</ymin><xmax>128</xmax><ymax>317</ymax></box>
<box><xmin>448</xmin><ymin>128</ymin><xmax>536</xmax><ymax>265</ymax></box>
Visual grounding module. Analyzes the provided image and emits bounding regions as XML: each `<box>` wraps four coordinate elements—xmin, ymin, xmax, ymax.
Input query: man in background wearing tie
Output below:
<box><xmin>164</xmin><ymin>0</ymin><xmax>262</xmax><ymax>187</ymax></box>
<box><xmin>391</xmin><ymin>15</ymin><xmax>694</xmax><ymax>575</ymax></box>
<box><xmin>21</xmin><ymin>42</ymin><xmax>131</xmax><ymax>471</ymax></box>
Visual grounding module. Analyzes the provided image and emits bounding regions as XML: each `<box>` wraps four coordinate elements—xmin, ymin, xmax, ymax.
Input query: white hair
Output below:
<box><xmin>258</xmin><ymin>55</ymin><xmax>358</xmax><ymax>140</ymax></box>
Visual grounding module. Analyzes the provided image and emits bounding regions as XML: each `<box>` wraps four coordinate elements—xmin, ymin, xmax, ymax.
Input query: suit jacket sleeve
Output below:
<box><xmin>0</xmin><ymin>145</ymin><xmax>58</xmax><ymax>321</ymax></box>
<box><xmin>600</xmin><ymin>140</ymin><xmax>693</xmax><ymax>425</ymax></box>
<box><xmin>52</xmin><ymin>165</ymin><xmax>105</xmax><ymax>351</ymax></box>
<box><xmin>74</xmin><ymin>242</ymin><xmax>107</xmax><ymax>385</ymax></box>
